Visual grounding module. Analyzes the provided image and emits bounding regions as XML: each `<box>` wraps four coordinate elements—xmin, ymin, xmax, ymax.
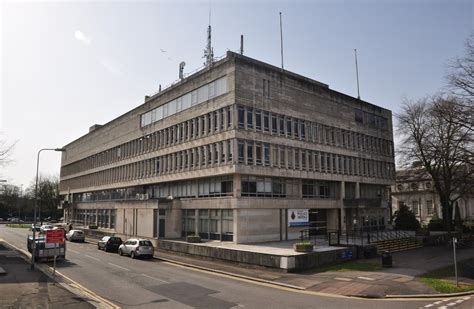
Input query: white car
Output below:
<box><xmin>65</xmin><ymin>230</ymin><xmax>85</xmax><ymax>242</ymax></box>
<box><xmin>40</xmin><ymin>225</ymin><xmax>54</xmax><ymax>233</ymax></box>
<box><xmin>118</xmin><ymin>239</ymin><xmax>154</xmax><ymax>259</ymax></box>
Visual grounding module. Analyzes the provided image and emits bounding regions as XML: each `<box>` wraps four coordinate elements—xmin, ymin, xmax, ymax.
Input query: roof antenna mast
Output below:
<box><xmin>279</xmin><ymin>12</ymin><xmax>284</xmax><ymax>70</ymax></box>
<box><xmin>354</xmin><ymin>49</ymin><xmax>361</xmax><ymax>100</ymax></box>
<box><xmin>203</xmin><ymin>8</ymin><xmax>214</xmax><ymax>68</ymax></box>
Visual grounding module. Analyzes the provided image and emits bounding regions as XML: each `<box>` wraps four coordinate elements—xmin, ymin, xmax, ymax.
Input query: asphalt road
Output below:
<box><xmin>0</xmin><ymin>225</ymin><xmax>472</xmax><ymax>309</ymax></box>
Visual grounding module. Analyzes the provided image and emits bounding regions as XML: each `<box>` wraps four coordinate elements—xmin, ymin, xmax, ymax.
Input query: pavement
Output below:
<box><xmin>0</xmin><ymin>242</ymin><xmax>94</xmax><ymax>308</ymax></box>
<box><xmin>148</xmin><ymin>241</ymin><xmax>474</xmax><ymax>298</ymax></box>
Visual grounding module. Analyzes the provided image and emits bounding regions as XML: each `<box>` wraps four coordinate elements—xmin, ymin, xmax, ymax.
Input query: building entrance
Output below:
<box><xmin>309</xmin><ymin>209</ymin><xmax>327</xmax><ymax>235</ymax></box>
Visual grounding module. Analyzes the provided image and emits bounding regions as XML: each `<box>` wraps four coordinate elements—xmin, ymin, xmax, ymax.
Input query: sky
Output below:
<box><xmin>0</xmin><ymin>0</ymin><xmax>472</xmax><ymax>188</ymax></box>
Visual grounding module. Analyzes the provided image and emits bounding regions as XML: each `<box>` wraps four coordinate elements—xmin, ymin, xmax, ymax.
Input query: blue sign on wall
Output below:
<box><xmin>341</xmin><ymin>250</ymin><xmax>353</xmax><ymax>259</ymax></box>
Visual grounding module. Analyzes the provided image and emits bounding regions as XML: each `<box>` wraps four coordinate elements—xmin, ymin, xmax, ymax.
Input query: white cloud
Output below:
<box><xmin>74</xmin><ymin>30</ymin><xmax>91</xmax><ymax>45</ymax></box>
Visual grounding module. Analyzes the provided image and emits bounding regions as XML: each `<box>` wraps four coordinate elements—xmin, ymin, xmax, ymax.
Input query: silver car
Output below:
<box><xmin>65</xmin><ymin>229</ymin><xmax>85</xmax><ymax>242</ymax></box>
<box><xmin>118</xmin><ymin>239</ymin><xmax>154</xmax><ymax>259</ymax></box>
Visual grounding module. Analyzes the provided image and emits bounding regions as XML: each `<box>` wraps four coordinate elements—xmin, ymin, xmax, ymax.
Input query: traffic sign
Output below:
<box><xmin>45</xmin><ymin>229</ymin><xmax>64</xmax><ymax>244</ymax></box>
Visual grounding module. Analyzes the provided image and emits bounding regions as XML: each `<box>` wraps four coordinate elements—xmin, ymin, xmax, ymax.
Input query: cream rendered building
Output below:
<box><xmin>59</xmin><ymin>52</ymin><xmax>395</xmax><ymax>244</ymax></box>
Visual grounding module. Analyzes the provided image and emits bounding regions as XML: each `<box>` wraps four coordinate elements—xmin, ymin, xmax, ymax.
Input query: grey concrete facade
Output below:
<box><xmin>59</xmin><ymin>52</ymin><xmax>395</xmax><ymax>244</ymax></box>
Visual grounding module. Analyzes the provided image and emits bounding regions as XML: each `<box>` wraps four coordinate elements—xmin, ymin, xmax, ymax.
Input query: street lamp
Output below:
<box><xmin>31</xmin><ymin>148</ymin><xmax>65</xmax><ymax>270</ymax></box>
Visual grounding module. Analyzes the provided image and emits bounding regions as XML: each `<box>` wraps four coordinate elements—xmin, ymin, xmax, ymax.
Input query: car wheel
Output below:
<box><xmin>119</xmin><ymin>249</ymin><xmax>123</xmax><ymax>256</ymax></box>
<box><xmin>97</xmin><ymin>245</ymin><xmax>100</xmax><ymax>250</ymax></box>
<box><xmin>130</xmin><ymin>251</ymin><xmax>135</xmax><ymax>259</ymax></box>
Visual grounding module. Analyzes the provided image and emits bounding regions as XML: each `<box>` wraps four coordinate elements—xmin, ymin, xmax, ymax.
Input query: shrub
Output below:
<box><xmin>88</xmin><ymin>224</ymin><xmax>98</xmax><ymax>229</ymax></box>
<box><xmin>186</xmin><ymin>235</ymin><xmax>201</xmax><ymax>243</ymax></box>
<box><xmin>428</xmin><ymin>219</ymin><xmax>445</xmax><ymax>231</ymax></box>
<box><xmin>394</xmin><ymin>205</ymin><xmax>421</xmax><ymax>231</ymax></box>
<box><xmin>293</xmin><ymin>241</ymin><xmax>313</xmax><ymax>252</ymax></box>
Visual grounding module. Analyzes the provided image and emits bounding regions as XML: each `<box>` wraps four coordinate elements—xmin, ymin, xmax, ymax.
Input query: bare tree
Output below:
<box><xmin>396</xmin><ymin>96</ymin><xmax>473</xmax><ymax>233</ymax></box>
<box><xmin>447</xmin><ymin>34</ymin><xmax>474</xmax><ymax>101</ymax></box>
<box><xmin>0</xmin><ymin>139</ymin><xmax>14</xmax><ymax>167</ymax></box>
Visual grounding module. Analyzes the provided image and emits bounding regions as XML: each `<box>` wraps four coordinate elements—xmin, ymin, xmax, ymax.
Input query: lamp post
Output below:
<box><xmin>31</xmin><ymin>148</ymin><xmax>65</xmax><ymax>270</ymax></box>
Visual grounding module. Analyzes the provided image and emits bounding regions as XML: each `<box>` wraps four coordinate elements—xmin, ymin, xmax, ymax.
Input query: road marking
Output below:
<box><xmin>455</xmin><ymin>299</ymin><xmax>464</xmax><ymax>303</ymax></box>
<box><xmin>438</xmin><ymin>306</ymin><xmax>447</xmax><ymax>309</ymax></box>
<box><xmin>424</xmin><ymin>304</ymin><xmax>434</xmax><ymax>308</ymax></box>
<box><xmin>108</xmin><ymin>262</ymin><xmax>130</xmax><ymax>271</ymax></box>
<box><xmin>69</xmin><ymin>249</ymin><xmax>79</xmax><ymax>254</ymax></box>
<box><xmin>446</xmin><ymin>303</ymin><xmax>456</xmax><ymax>306</ymax></box>
<box><xmin>462</xmin><ymin>296</ymin><xmax>471</xmax><ymax>300</ymax></box>
<box><xmin>434</xmin><ymin>301</ymin><xmax>443</xmax><ymax>304</ymax></box>
<box><xmin>141</xmin><ymin>274</ymin><xmax>169</xmax><ymax>284</ymax></box>
<box><xmin>357</xmin><ymin>276</ymin><xmax>375</xmax><ymax>281</ymax></box>
<box><xmin>85</xmin><ymin>255</ymin><xmax>100</xmax><ymax>261</ymax></box>
<box><xmin>334</xmin><ymin>277</ymin><xmax>352</xmax><ymax>282</ymax></box>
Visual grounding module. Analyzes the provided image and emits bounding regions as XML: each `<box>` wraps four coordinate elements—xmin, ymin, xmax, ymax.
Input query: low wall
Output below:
<box><xmin>157</xmin><ymin>240</ymin><xmax>357</xmax><ymax>272</ymax></box>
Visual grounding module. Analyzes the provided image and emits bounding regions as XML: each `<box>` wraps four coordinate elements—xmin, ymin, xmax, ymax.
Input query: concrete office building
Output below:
<box><xmin>59</xmin><ymin>51</ymin><xmax>395</xmax><ymax>244</ymax></box>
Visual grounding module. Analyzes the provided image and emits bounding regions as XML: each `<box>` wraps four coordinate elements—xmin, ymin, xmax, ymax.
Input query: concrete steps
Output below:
<box><xmin>373</xmin><ymin>237</ymin><xmax>422</xmax><ymax>254</ymax></box>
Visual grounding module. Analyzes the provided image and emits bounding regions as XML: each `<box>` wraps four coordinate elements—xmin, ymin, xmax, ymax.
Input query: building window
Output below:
<box><xmin>238</xmin><ymin>106</ymin><xmax>245</xmax><ymax>128</ymax></box>
<box><xmin>412</xmin><ymin>201</ymin><xmax>419</xmax><ymax>215</ymax></box>
<box><xmin>255</xmin><ymin>110</ymin><xmax>262</xmax><ymax>130</ymax></box>
<box><xmin>247</xmin><ymin>141</ymin><xmax>254</xmax><ymax>164</ymax></box>
<box><xmin>263</xmin><ymin>112</ymin><xmax>270</xmax><ymax>132</ymax></box>
<box><xmin>246</xmin><ymin>107</ymin><xmax>253</xmax><ymax>129</ymax></box>
<box><xmin>238</xmin><ymin>141</ymin><xmax>244</xmax><ymax>163</ymax></box>
<box><xmin>271</xmin><ymin>114</ymin><xmax>277</xmax><ymax>133</ymax></box>
<box><xmin>263</xmin><ymin>143</ymin><xmax>270</xmax><ymax>165</ymax></box>
<box><xmin>427</xmin><ymin>200</ymin><xmax>434</xmax><ymax>215</ymax></box>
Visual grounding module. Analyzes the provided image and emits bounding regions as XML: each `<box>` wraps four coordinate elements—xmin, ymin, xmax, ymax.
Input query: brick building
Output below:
<box><xmin>59</xmin><ymin>51</ymin><xmax>395</xmax><ymax>243</ymax></box>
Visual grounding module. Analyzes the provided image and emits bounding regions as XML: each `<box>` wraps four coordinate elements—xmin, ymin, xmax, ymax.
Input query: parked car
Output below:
<box><xmin>31</xmin><ymin>224</ymin><xmax>41</xmax><ymax>232</ymax></box>
<box><xmin>65</xmin><ymin>230</ymin><xmax>85</xmax><ymax>242</ymax></box>
<box><xmin>97</xmin><ymin>236</ymin><xmax>123</xmax><ymax>252</ymax></box>
<box><xmin>118</xmin><ymin>239</ymin><xmax>154</xmax><ymax>259</ymax></box>
<box><xmin>40</xmin><ymin>224</ymin><xmax>54</xmax><ymax>233</ymax></box>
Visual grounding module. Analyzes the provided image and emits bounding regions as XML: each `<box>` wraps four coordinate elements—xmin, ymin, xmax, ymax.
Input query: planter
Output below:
<box><xmin>88</xmin><ymin>225</ymin><xmax>98</xmax><ymax>229</ymax></box>
<box><xmin>293</xmin><ymin>242</ymin><xmax>313</xmax><ymax>253</ymax></box>
<box><xmin>186</xmin><ymin>235</ymin><xmax>201</xmax><ymax>243</ymax></box>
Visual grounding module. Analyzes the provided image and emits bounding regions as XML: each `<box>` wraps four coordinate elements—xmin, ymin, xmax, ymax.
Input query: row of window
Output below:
<box><xmin>141</xmin><ymin>76</ymin><xmax>227</xmax><ymax>127</ymax></box>
<box><xmin>399</xmin><ymin>200</ymin><xmax>435</xmax><ymax>216</ymax></box>
<box><xmin>73</xmin><ymin>209</ymin><xmax>116</xmax><ymax>229</ymax></box>
<box><xmin>182</xmin><ymin>209</ymin><xmax>233</xmax><ymax>241</ymax></box>
<box><xmin>71</xmin><ymin>175</ymin><xmax>387</xmax><ymax>204</ymax></box>
<box><xmin>354</xmin><ymin>108</ymin><xmax>388</xmax><ymax>130</ymax></box>
<box><xmin>237</xmin><ymin>105</ymin><xmax>393</xmax><ymax>157</ymax></box>
<box><xmin>61</xmin><ymin>139</ymin><xmax>234</xmax><ymax>191</ymax></box>
<box><xmin>241</xmin><ymin>176</ymin><xmax>335</xmax><ymax>198</ymax></box>
<box><xmin>74</xmin><ymin>176</ymin><xmax>234</xmax><ymax>202</ymax></box>
<box><xmin>61</xmin><ymin>105</ymin><xmax>234</xmax><ymax>177</ymax></box>
<box><xmin>237</xmin><ymin>139</ymin><xmax>395</xmax><ymax>179</ymax></box>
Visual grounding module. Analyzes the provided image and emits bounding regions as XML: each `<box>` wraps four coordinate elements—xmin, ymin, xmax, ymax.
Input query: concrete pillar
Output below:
<box><xmin>355</xmin><ymin>182</ymin><xmax>360</xmax><ymax>198</ymax></box>
<box><xmin>340</xmin><ymin>181</ymin><xmax>346</xmax><ymax>232</ymax></box>
<box><xmin>233</xmin><ymin>174</ymin><xmax>241</xmax><ymax>197</ymax></box>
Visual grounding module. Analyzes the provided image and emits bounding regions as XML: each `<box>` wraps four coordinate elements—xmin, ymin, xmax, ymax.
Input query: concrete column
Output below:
<box><xmin>233</xmin><ymin>174</ymin><xmax>241</xmax><ymax>197</ymax></box>
<box><xmin>340</xmin><ymin>181</ymin><xmax>346</xmax><ymax>232</ymax></box>
<box><xmin>223</xmin><ymin>140</ymin><xmax>228</xmax><ymax>164</ymax></box>
<box><xmin>355</xmin><ymin>182</ymin><xmax>360</xmax><ymax>198</ymax></box>
<box><xmin>223</xmin><ymin>107</ymin><xmax>228</xmax><ymax>129</ymax></box>
<box><xmin>194</xmin><ymin>209</ymin><xmax>199</xmax><ymax>235</ymax></box>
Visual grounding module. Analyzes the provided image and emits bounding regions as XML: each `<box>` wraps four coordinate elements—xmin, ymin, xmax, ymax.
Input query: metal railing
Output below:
<box><xmin>299</xmin><ymin>228</ymin><xmax>417</xmax><ymax>247</ymax></box>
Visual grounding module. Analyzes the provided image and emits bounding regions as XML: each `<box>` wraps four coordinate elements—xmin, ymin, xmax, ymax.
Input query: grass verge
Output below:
<box><xmin>6</xmin><ymin>224</ymin><xmax>30</xmax><ymax>228</ymax></box>
<box><xmin>418</xmin><ymin>258</ymin><xmax>474</xmax><ymax>293</ymax></box>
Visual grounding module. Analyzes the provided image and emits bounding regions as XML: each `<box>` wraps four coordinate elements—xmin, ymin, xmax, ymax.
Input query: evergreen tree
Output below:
<box><xmin>394</xmin><ymin>204</ymin><xmax>421</xmax><ymax>231</ymax></box>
